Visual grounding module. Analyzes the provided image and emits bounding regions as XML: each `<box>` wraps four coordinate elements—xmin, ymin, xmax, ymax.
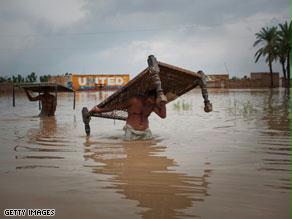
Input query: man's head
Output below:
<box><xmin>135</xmin><ymin>90</ymin><xmax>157</xmax><ymax>104</ymax></box>
<box><xmin>139</xmin><ymin>90</ymin><xmax>157</xmax><ymax>104</ymax></box>
<box><xmin>145</xmin><ymin>89</ymin><xmax>157</xmax><ymax>104</ymax></box>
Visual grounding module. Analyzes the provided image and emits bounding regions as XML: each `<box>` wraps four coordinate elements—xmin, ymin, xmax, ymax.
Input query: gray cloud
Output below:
<box><xmin>0</xmin><ymin>0</ymin><xmax>290</xmax><ymax>78</ymax></box>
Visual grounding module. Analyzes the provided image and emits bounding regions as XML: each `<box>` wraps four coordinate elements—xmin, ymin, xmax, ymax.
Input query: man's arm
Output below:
<box><xmin>24</xmin><ymin>89</ymin><xmax>40</xmax><ymax>101</ymax></box>
<box><xmin>153</xmin><ymin>102</ymin><xmax>166</xmax><ymax>119</ymax></box>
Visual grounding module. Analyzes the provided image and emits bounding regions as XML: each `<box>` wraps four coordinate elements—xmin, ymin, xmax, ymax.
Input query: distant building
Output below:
<box><xmin>207</xmin><ymin>74</ymin><xmax>229</xmax><ymax>88</ymax></box>
<box><xmin>227</xmin><ymin>72</ymin><xmax>280</xmax><ymax>88</ymax></box>
<box><xmin>0</xmin><ymin>81</ymin><xmax>13</xmax><ymax>93</ymax></box>
<box><xmin>49</xmin><ymin>75</ymin><xmax>72</xmax><ymax>88</ymax></box>
<box><xmin>250</xmin><ymin>72</ymin><xmax>279</xmax><ymax>87</ymax></box>
<box><xmin>250</xmin><ymin>72</ymin><xmax>279</xmax><ymax>81</ymax></box>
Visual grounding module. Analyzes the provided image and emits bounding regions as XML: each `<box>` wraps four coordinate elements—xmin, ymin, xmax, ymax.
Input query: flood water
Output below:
<box><xmin>0</xmin><ymin>89</ymin><xmax>290</xmax><ymax>219</ymax></box>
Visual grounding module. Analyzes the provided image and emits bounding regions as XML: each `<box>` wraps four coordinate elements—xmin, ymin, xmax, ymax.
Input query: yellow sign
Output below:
<box><xmin>72</xmin><ymin>74</ymin><xmax>130</xmax><ymax>91</ymax></box>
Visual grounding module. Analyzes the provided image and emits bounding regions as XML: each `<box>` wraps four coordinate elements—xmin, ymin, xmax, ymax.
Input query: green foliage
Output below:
<box><xmin>277</xmin><ymin>21</ymin><xmax>291</xmax><ymax>58</ymax></box>
<box><xmin>40</xmin><ymin>74</ymin><xmax>51</xmax><ymax>82</ymax></box>
<box><xmin>253</xmin><ymin>26</ymin><xmax>278</xmax><ymax>64</ymax></box>
<box><xmin>25</xmin><ymin>72</ymin><xmax>37</xmax><ymax>83</ymax></box>
<box><xmin>253</xmin><ymin>20</ymin><xmax>291</xmax><ymax>87</ymax></box>
<box><xmin>0</xmin><ymin>75</ymin><xmax>11</xmax><ymax>82</ymax></box>
<box><xmin>277</xmin><ymin>21</ymin><xmax>291</xmax><ymax>83</ymax></box>
<box><xmin>173</xmin><ymin>100</ymin><xmax>192</xmax><ymax>111</ymax></box>
<box><xmin>15</xmin><ymin>74</ymin><xmax>25</xmax><ymax>83</ymax></box>
<box><xmin>0</xmin><ymin>72</ymin><xmax>53</xmax><ymax>84</ymax></box>
<box><xmin>226</xmin><ymin>99</ymin><xmax>257</xmax><ymax>120</ymax></box>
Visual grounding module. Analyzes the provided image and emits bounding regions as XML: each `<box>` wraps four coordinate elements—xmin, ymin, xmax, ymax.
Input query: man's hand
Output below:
<box><xmin>24</xmin><ymin>88</ymin><xmax>39</xmax><ymax>101</ymax></box>
<box><xmin>154</xmin><ymin>101</ymin><xmax>166</xmax><ymax>119</ymax></box>
<box><xmin>156</xmin><ymin>101</ymin><xmax>166</xmax><ymax>108</ymax></box>
<box><xmin>156</xmin><ymin>92</ymin><xmax>167</xmax><ymax>105</ymax></box>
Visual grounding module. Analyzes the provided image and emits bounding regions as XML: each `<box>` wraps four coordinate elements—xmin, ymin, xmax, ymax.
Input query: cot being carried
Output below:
<box><xmin>82</xmin><ymin>55</ymin><xmax>212</xmax><ymax>136</ymax></box>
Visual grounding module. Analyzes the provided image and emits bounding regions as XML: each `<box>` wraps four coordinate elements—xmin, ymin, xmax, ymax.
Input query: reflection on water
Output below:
<box><xmin>257</xmin><ymin>90</ymin><xmax>291</xmax><ymax>191</ymax></box>
<box><xmin>14</xmin><ymin>117</ymin><xmax>74</xmax><ymax>169</ymax></box>
<box><xmin>222</xmin><ymin>89</ymin><xmax>291</xmax><ymax>192</ymax></box>
<box><xmin>262</xmin><ymin>89</ymin><xmax>290</xmax><ymax>132</ymax></box>
<box><xmin>84</xmin><ymin>139</ymin><xmax>212</xmax><ymax>219</ymax></box>
<box><xmin>0</xmin><ymin>89</ymin><xmax>290</xmax><ymax>219</ymax></box>
<box><xmin>173</xmin><ymin>100</ymin><xmax>193</xmax><ymax>112</ymax></box>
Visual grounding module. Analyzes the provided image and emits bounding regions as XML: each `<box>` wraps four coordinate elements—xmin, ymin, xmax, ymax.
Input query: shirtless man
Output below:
<box><xmin>86</xmin><ymin>90</ymin><xmax>166</xmax><ymax>140</ymax></box>
<box><xmin>24</xmin><ymin>88</ymin><xmax>57</xmax><ymax>117</ymax></box>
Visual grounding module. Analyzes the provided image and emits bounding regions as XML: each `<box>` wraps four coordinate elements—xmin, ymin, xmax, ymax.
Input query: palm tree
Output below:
<box><xmin>253</xmin><ymin>26</ymin><xmax>278</xmax><ymax>88</ymax></box>
<box><xmin>278</xmin><ymin>21</ymin><xmax>291</xmax><ymax>88</ymax></box>
<box><xmin>276</xmin><ymin>38</ymin><xmax>287</xmax><ymax>80</ymax></box>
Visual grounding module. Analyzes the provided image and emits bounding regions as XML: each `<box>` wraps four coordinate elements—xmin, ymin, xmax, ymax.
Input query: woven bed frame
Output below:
<box><xmin>82</xmin><ymin>55</ymin><xmax>212</xmax><ymax>135</ymax></box>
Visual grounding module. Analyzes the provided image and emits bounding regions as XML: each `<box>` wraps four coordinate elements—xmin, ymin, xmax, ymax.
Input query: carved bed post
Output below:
<box><xmin>147</xmin><ymin>55</ymin><xmax>167</xmax><ymax>104</ymax></box>
<box><xmin>197</xmin><ymin>70</ymin><xmax>212</xmax><ymax>112</ymax></box>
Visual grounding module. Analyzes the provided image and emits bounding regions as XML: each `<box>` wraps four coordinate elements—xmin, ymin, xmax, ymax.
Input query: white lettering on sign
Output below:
<box><xmin>78</xmin><ymin>77</ymin><xmax>87</xmax><ymax>86</ymax></box>
<box><xmin>107</xmin><ymin>77</ymin><xmax>115</xmax><ymax>86</ymax></box>
<box><xmin>77</xmin><ymin>76</ymin><xmax>126</xmax><ymax>86</ymax></box>
<box><xmin>87</xmin><ymin>77</ymin><xmax>94</xmax><ymax>84</ymax></box>
<box><xmin>115</xmin><ymin>77</ymin><xmax>124</xmax><ymax>85</ymax></box>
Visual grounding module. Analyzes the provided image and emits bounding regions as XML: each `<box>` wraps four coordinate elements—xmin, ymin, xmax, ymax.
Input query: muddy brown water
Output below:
<box><xmin>0</xmin><ymin>89</ymin><xmax>290</xmax><ymax>219</ymax></box>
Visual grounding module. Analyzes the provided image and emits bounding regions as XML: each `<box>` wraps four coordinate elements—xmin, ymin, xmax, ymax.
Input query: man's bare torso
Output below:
<box><xmin>39</xmin><ymin>94</ymin><xmax>56</xmax><ymax>117</ymax></box>
<box><xmin>88</xmin><ymin>94</ymin><xmax>166</xmax><ymax>133</ymax></box>
<box><xmin>126</xmin><ymin>97</ymin><xmax>156</xmax><ymax>131</ymax></box>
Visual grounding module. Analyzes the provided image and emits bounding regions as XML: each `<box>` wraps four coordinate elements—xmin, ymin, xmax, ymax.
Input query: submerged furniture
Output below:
<box><xmin>82</xmin><ymin>55</ymin><xmax>212</xmax><ymax>136</ymax></box>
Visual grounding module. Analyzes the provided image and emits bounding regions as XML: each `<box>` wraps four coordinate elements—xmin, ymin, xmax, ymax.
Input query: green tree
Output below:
<box><xmin>17</xmin><ymin>74</ymin><xmax>24</xmax><ymax>83</ymax></box>
<box><xmin>12</xmin><ymin>75</ymin><xmax>17</xmax><ymax>83</ymax></box>
<box><xmin>40</xmin><ymin>74</ymin><xmax>51</xmax><ymax>82</ymax></box>
<box><xmin>253</xmin><ymin>26</ymin><xmax>278</xmax><ymax>88</ymax></box>
<box><xmin>0</xmin><ymin>76</ymin><xmax>6</xmax><ymax>82</ymax></box>
<box><xmin>26</xmin><ymin>72</ymin><xmax>37</xmax><ymax>83</ymax></box>
<box><xmin>277</xmin><ymin>21</ymin><xmax>291</xmax><ymax>88</ymax></box>
<box><xmin>40</xmin><ymin>75</ymin><xmax>46</xmax><ymax>82</ymax></box>
<box><xmin>276</xmin><ymin>38</ymin><xmax>287</xmax><ymax>80</ymax></box>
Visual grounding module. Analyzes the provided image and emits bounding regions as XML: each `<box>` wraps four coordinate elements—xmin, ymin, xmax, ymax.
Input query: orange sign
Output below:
<box><xmin>71</xmin><ymin>74</ymin><xmax>130</xmax><ymax>91</ymax></box>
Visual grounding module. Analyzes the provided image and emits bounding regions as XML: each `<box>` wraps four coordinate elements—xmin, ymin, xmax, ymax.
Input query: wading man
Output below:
<box><xmin>24</xmin><ymin>88</ymin><xmax>57</xmax><ymax>117</ymax></box>
<box><xmin>84</xmin><ymin>90</ymin><xmax>167</xmax><ymax>140</ymax></box>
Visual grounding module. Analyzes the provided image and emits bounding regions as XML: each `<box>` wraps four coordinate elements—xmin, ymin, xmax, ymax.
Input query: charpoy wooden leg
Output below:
<box><xmin>82</xmin><ymin>107</ymin><xmax>91</xmax><ymax>136</ymax></box>
<box><xmin>198</xmin><ymin>70</ymin><xmax>212</xmax><ymax>112</ymax></box>
<box><xmin>147</xmin><ymin>55</ymin><xmax>167</xmax><ymax>104</ymax></box>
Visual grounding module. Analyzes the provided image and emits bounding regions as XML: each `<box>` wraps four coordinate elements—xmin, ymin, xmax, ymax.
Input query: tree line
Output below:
<box><xmin>0</xmin><ymin>72</ymin><xmax>52</xmax><ymax>83</ymax></box>
<box><xmin>254</xmin><ymin>20</ymin><xmax>291</xmax><ymax>88</ymax></box>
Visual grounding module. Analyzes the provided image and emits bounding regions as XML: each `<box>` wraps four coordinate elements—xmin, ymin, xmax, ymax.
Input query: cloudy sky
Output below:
<box><xmin>0</xmin><ymin>0</ymin><xmax>290</xmax><ymax>78</ymax></box>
